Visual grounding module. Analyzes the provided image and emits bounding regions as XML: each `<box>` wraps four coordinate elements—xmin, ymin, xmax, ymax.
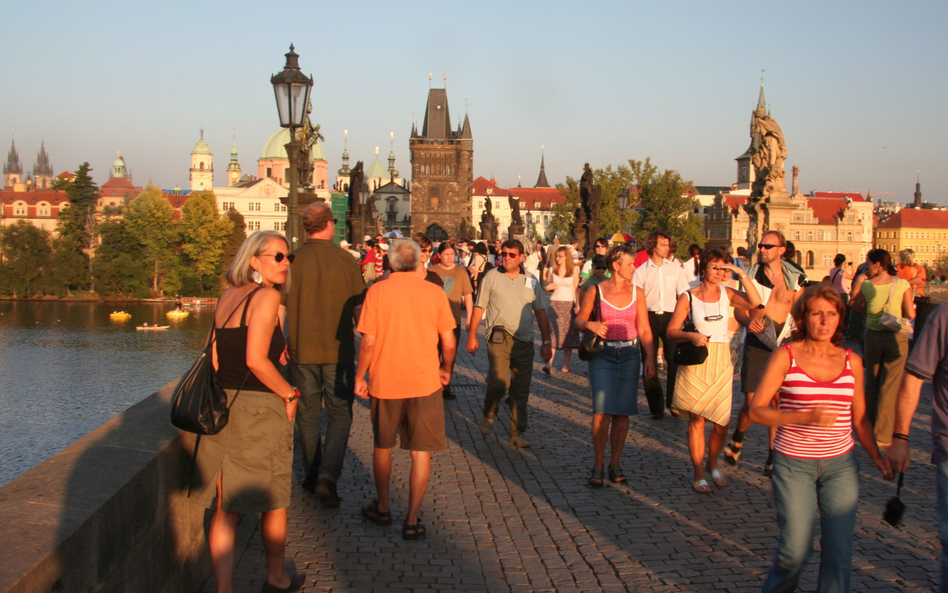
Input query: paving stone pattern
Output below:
<box><xmin>208</xmin><ymin>329</ymin><xmax>940</xmax><ymax>592</ymax></box>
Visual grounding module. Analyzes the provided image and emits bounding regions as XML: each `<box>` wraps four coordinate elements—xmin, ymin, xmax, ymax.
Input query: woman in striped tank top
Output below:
<box><xmin>750</xmin><ymin>285</ymin><xmax>892</xmax><ymax>593</ymax></box>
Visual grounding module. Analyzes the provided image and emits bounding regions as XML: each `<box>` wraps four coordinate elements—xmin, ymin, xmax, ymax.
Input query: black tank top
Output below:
<box><xmin>216</xmin><ymin>287</ymin><xmax>287</xmax><ymax>392</ymax></box>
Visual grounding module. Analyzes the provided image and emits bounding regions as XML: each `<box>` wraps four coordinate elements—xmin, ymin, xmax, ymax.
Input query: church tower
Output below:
<box><xmin>4</xmin><ymin>138</ymin><xmax>22</xmax><ymax>188</ymax></box>
<box><xmin>409</xmin><ymin>85</ymin><xmax>473</xmax><ymax>239</ymax></box>
<box><xmin>33</xmin><ymin>141</ymin><xmax>53</xmax><ymax>189</ymax></box>
<box><xmin>227</xmin><ymin>132</ymin><xmax>241</xmax><ymax>187</ymax></box>
<box><xmin>336</xmin><ymin>129</ymin><xmax>351</xmax><ymax>192</ymax></box>
<box><xmin>535</xmin><ymin>146</ymin><xmax>550</xmax><ymax>188</ymax></box>
<box><xmin>190</xmin><ymin>129</ymin><xmax>214</xmax><ymax>192</ymax></box>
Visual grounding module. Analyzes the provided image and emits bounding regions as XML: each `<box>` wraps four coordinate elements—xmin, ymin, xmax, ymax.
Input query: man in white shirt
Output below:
<box><xmin>340</xmin><ymin>240</ymin><xmax>360</xmax><ymax>259</ymax></box>
<box><xmin>631</xmin><ymin>230</ymin><xmax>690</xmax><ymax>419</ymax></box>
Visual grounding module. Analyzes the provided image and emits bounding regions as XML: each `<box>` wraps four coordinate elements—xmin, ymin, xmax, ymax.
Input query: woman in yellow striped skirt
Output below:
<box><xmin>667</xmin><ymin>247</ymin><xmax>760</xmax><ymax>493</ymax></box>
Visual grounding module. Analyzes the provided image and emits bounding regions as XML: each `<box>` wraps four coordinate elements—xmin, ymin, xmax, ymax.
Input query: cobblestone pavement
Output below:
<box><xmin>209</xmin><ymin>329</ymin><xmax>941</xmax><ymax>592</ymax></box>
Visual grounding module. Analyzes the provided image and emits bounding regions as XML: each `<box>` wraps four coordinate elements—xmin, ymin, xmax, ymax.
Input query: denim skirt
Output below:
<box><xmin>588</xmin><ymin>345</ymin><xmax>641</xmax><ymax>416</ymax></box>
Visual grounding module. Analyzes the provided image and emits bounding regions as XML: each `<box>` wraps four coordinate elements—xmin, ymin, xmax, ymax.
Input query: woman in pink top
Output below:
<box><xmin>576</xmin><ymin>244</ymin><xmax>656</xmax><ymax>486</ymax></box>
<box><xmin>750</xmin><ymin>285</ymin><xmax>892</xmax><ymax>593</ymax></box>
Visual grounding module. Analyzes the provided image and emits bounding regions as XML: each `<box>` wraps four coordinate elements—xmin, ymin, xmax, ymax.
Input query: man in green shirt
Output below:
<box><xmin>286</xmin><ymin>203</ymin><xmax>366</xmax><ymax>507</ymax></box>
<box><xmin>466</xmin><ymin>239</ymin><xmax>552</xmax><ymax>448</ymax></box>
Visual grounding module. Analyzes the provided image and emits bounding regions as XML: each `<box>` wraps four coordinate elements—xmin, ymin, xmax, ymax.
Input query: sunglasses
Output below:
<box><xmin>594</xmin><ymin>266</ymin><xmax>607</xmax><ymax>270</ymax></box>
<box><xmin>259</xmin><ymin>252</ymin><xmax>295</xmax><ymax>263</ymax></box>
<box><xmin>501</xmin><ymin>251</ymin><xmax>521</xmax><ymax>259</ymax></box>
<box><xmin>420</xmin><ymin>248</ymin><xmax>432</xmax><ymax>253</ymax></box>
<box><xmin>758</xmin><ymin>243</ymin><xmax>781</xmax><ymax>250</ymax></box>
<box><xmin>704</xmin><ymin>315</ymin><xmax>724</xmax><ymax>322</ymax></box>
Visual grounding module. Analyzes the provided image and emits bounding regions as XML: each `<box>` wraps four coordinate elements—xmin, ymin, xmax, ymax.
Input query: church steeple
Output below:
<box><xmin>534</xmin><ymin>145</ymin><xmax>550</xmax><ymax>188</ymax></box>
<box><xmin>388</xmin><ymin>132</ymin><xmax>399</xmax><ymax>179</ymax></box>
<box><xmin>914</xmin><ymin>170</ymin><xmax>922</xmax><ymax>207</ymax></box>
<box><xmin>33</xmin><ymin>141</ymin><xmax>53</xmax><ymax>189</ymax></box>
<box><xmin>4</xmin><ymin>136</ymin><xmax>22</xmax><ymax>188</ymax></box>
<box><xmin>227</xmin><ymin>130</ymin><xmax>241</xmax><ymax>187</ymax></box>
<box><xmin>338</xmin><ymin>129</ymin><xmax>350</xmax><ymax>176</ymax></box>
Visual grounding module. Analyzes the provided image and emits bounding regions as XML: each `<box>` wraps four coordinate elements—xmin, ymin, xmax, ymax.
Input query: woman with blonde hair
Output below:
<box><xmin>575</xmin><ymin>244</ymin><xmax>656</xmax><ymax>486</ymax></box>
<box><xmin>544</xmin><ymin>245</ymin><xmax>581</xmax><ymax>373</ymax></box>
<box><xmin>192</xmin><ymin>230</ymin><xmax>304</xmax><ymax>593</ymax></box>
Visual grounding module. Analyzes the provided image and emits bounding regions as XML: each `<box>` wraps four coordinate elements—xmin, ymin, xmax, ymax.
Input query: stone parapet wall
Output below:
<box><xmin>0</xmin><ymin>381</ymin><xmax>209</xmax><ymax>593</ymax></box>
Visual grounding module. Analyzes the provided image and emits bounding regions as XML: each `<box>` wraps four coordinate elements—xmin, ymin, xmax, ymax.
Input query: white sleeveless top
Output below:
<box><xmin>688</xmin><ymin>287</ymin><xmax>730</xmax><ymax>343</ymax></box>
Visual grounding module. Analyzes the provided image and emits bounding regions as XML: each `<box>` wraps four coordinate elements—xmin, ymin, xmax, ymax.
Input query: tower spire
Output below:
<box><xmin>338</xmin><ymin>129</ymin><xmax>350</xmax><ymax>175</ymax></box>
<box><xmin>757</xmin><ymin>69</ymin><xmax>766</xmax><ymax>111</ymax></box>
<box><xmin>534</xmin><ymin>145</ymin><xmax>550</xmax><ymax>187</ymax></box>
<box><xmin>915</xmin><ymin>170</ymin><xmax>922</xmax><ymax>206</ymax></box>
<box><xmin>388</xmin><ymin>132</ymin><xmax>398</xmax><ymax>178</ymax></box>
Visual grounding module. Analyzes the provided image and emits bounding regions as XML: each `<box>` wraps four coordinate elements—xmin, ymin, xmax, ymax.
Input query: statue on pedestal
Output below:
<box><xmin>480</xmin><ymin>196</ymin><xmax>496</xmax><ymax>242</ymax></box>
<box><xmin>573</xmin><ymin>163</ymin><xmax>600</xmax><ymax>256</ymax></box>
<box><xmin>297</xmin><ymin>101</ymin><xmax>325</xmax><ymax>191</ymax></box>
<box><xmin>507</xmin><ymin>192</ymin><xmax>525</xmax><ymax>239</ymax></box>
<box><xmin>346</xmin><ymin>161</ymin><xmax>365</xmax><ymax>243</ymax></box>
<box><xmin>744</xmin><ymin>101</ymin><xmax>789</xmax><ymax>260</ymax></box>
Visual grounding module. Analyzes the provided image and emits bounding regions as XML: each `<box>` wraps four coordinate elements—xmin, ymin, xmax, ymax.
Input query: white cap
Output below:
<box><xmin>340</xmin><ymin>240</ymin><xmax>351</xmax><ymax>248</ymax></box>
<box><xmin>380</xmin><ymin>243</ymin><xmax>389</xmax><ymax>251</ymax></box>
<box><xmin>363</xmin><ymin>235</ymin><xmax>372</xmax><ymax>242</ymax></box>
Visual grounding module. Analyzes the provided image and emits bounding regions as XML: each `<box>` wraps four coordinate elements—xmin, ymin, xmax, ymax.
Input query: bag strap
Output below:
<box><xmin>883</xmin><ymin>281</ymin><xmax>898</xmax><ymax>314</ymax></box>
<box><xmin>207</xmin><ymin>286</ymin><xmax>262</xmax><ymax>347</ymax></box>
<box><xmin>594</xmin><ymin>284</ymin><xmax>602</xmax><ymax>321</ymax></box>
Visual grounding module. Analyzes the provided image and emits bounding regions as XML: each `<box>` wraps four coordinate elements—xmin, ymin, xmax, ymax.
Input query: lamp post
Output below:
<box><xmin>271</xmin><ymin>44</ymin><xmax>313</xmax><ymax>247</ymax></box>
<box><xmin>618</xmin><ymin>188</ymin><xmax>630</xmax><ymax>234</ymax></box>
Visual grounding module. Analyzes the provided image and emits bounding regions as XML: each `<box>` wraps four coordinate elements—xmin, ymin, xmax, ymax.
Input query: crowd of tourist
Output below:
<box><xmin>194</xmin><ymin>203</ymin><xmax>948</xmax><ymax>592</ymax></box>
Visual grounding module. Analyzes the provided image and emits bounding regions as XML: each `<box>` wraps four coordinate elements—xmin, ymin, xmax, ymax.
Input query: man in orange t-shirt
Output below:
<box><xmin>355</xmin><ymin>239</ymin><xmax>457</xmax><ymax>540</ymax></box>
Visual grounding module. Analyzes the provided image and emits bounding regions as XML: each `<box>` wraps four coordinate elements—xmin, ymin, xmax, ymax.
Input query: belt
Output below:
<box><xmin>648</xmin><ymin>310</ymin><xmax>668</xmax><ymax>316</ymax></box>
<box><xmin>604</xmin><ymin>339</ymin><xmax>638</xmax><ymax>348</ymax></box>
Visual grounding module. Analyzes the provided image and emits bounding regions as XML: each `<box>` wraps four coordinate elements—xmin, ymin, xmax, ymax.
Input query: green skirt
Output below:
<box><xmin>190</xmin><ymin>389</ymin><xmax>294</xmax><ymax>513</ymax></box>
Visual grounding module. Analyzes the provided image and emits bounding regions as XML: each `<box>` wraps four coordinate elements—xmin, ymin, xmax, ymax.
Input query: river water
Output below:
<box><xmin>0</xmin><ymin>301</ymin><xmax>215</xmax><ymax>487</ymax></box>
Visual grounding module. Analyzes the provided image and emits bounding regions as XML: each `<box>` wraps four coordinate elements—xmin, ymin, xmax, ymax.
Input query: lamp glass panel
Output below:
<box><xmin>273</xmin><ymin>84</ymin><xmax>290</xmax><ymax>127</ymax></box>
<box><xmin>289</xmin><ymin>84</ymin><xmax>307</xmax><ymax>126</ymax></box>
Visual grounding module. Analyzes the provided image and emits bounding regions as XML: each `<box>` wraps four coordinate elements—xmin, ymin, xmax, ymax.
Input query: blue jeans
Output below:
<box><xmin>763</xmin><ymin>450</ymin><xmax>859</xmax><ymax>593</ymax></box>
<box><xmin>291</xmin><ymin>361</ymin><xmax>355</xmax><ymax>484</ymax></box>
<box><xmin>937</xmin><ymin>461</ymin><xmax>948</xmax><ymax>592</ymax></box>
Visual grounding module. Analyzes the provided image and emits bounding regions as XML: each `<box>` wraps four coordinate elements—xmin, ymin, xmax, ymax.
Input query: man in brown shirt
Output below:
<box><xmin>286</xmin><ymin>202</ymin><xmax>366</xmax><ymax>507</ymax></box>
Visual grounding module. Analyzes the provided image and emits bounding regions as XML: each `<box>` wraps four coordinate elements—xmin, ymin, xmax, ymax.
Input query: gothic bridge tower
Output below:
<box><xmin>409</xmin><ymin>86</ymin><xmax>473</xmax><ymax>240</ymax></box>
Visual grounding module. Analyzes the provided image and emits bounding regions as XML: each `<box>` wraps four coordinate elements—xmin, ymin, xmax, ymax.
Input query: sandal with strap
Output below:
<box><xmin>587</xmin><ymin>467</ymin><xmax>605</xmax><ymax>488</ymax></box>
<box><xmin>608</xmin><ymin>464</ymin><xmax>627</xmax><ymax>484</ymax></box>
<box><xmin>693</xmin><ymin>479</ymin><xmax>712</xmax><ymax>494</ymax></box>
<box><xmin>402</xmin><ymin>521</ymin><xmax>427</xmax><ymax>541</ymax></box>
<box><xmin>723</xmin><ymin>439</ymin><xmax>742</xmax><ymax>466</ymax></box>
<box><xmin>361</xmin><ymin>500</ymin><xmax>392</xmax><ymax>526</ymax></box>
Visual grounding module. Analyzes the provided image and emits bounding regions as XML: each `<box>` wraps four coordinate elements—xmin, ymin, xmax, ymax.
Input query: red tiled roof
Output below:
<box><xmin>99</xmin><ymin>177</ymin><xmax>140</xmax><ymax>198</ymax></box>
<box><xmin>56</xmin><ymin>171</ymin><xmax>75</xmax><ymax>180</ymax></box>
<box><xmin>720</xmin><ymin>193</ymin><xmax>748</xmax><ymax>211</ymax></box>
<box><xmin>877</xmin><ymin>208</ymin><xmax>948</xmax><ymax>229</ymax></box>
<box><xmin>472</xmin><ymin>176</ymin><xmax>564</xmax><ymax>211</ymax></box>
<box><xmin>0</xmin><ymin>190</ymin><xmax>69</xmax><ymax>205</ymax></box>
<box><xmin>812</xmin><ymin>191</ymin><xmax>867</xmax><ymax>202</ymax></box>
<box><xmin>807</xmin><ymin>196</ymin><xmax>850</xmax><ymax>225</ymax></box>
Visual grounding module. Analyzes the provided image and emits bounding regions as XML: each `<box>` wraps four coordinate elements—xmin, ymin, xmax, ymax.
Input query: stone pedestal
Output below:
<box><xmin>480</xmin><ymin>217</ymin><xmax>497</xmax><ymax>242</ymax></box>
<box><xmin>507</xmin><ymin>222</ymin><xmax>524</xmax><ymax>239</ymax></box>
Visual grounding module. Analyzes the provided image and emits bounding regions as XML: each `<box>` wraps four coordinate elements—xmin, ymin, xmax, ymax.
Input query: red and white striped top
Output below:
<box><xmin>773</xmin><ymin>345</ymin><xmax>855</xmax><ymax>459</ymax></box>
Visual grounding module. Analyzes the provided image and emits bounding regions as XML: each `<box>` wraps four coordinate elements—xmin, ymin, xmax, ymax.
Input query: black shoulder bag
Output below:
<box><xmin>578</xmin><ymin>286</ymin><xmax>605</xmax><ymax>361</ymax></box>
<box><xmin>170</xmin><ymin>288</ymin><xmax>258</xmax><ymax>435</ymax></box>
<box><xmin>673</xmin><ymin>292</ymin><xmax>709</xmax><ymax>366</ymax></box>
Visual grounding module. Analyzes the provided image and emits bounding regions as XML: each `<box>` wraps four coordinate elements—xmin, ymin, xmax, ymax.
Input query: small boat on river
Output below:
<box><xmin>136</xmin><ymin>324</ymin><xmax>170</xmax><ymax>331</ymax></box>
<box><xmin>166</xmin><ymin>310</ymin><xmax>190</xmax><ymax>319</ymax></box>
<box><xmin>109</xmin><ymin>311</ymin><xmax>132</xmax><ymax>321</ymax></box>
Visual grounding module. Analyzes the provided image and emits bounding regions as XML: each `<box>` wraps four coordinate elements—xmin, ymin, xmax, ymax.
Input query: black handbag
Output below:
<box><xmin>578</xmin><ymin>286</ymin><xmax>605</xmax><ymax>362</ymax></box>
<box><xmin>673</xmin><ymin>292</ymin><xmax>709</xmax><ymax>366</ymax></box>
<box><xmin>170</xmin><ymin>288</ymin><xmax>257</xmax><ymax>435</ymax></box>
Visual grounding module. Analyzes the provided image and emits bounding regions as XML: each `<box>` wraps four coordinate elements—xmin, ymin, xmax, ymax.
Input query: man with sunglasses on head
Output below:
<box><xmin>467</xmin><ymin>239</ymin><xmax>553</xmax><ymax>448</ymax></box>
<box><xmin>286</xmin><ymin>202</ymin><xmax>367</xmax><ymax>507</ymax></box>
<box><xmin>725</xmin><ymin>230</ymin><xmax>806</xmax><ymax>477</ymax></box>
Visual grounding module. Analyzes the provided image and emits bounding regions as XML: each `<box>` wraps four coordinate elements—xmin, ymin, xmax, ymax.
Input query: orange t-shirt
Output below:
<box><xmin>357</xmin><ymin>272</ymin><xmax>456</xmax><ymax>399</ymax></box>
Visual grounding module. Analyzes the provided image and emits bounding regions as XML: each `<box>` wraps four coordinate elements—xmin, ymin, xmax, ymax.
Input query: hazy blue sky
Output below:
<box><xmin>3</xmin><ymin>0</ymin><xmax>945</xmax><ymax>204</ymax></box>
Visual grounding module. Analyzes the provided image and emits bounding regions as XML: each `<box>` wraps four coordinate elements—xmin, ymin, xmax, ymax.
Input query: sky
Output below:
<box><xmin>2</xmin><ymin>0</ymin><xmax>946</xmax><ymax>205</ymax></box>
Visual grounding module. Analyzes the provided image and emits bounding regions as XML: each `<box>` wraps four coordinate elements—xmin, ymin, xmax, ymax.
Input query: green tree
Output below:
<box><xmin>93</xmin><ymin>253</ymin><xmax>152</xmax><ymax>298</ymax></box>
<box><xmin>46</xmin><ymin>237</ymin><xmax>90</xmax><ymax>297</ymax></box>
<box><xmin>629</xmin><ymin>158</ymin><xmax>704</xmax><ymax>257</ymax></box>
<box><xmin>58</xmin><ymin>162</ymin><xmax>99</xmax><ymax>245</ymax></box>
<box><xmin>124</xmin><ymin>184</ymin><xmax>177</xmax><ymax>294</ymax></box>
<box><xmin>220</xmin><ymin>208</ymin><xmax>246</xmax><ymax>284</ymax></box>
<box><xmin>547</xmin><ymin>178</ymin><xmax>580</xmax><ymax>242</ymax></box>
<box><xmin>547</xmin><ymin>166</ymin><xmax>639</xmax><ymax>243</ymax></box>
<box><xmin>179</xmin><ymin>190</ymin><xmax>234</xmax><ymax>282</ymax></box>
<box><xmin>0</xmin><ymin>221</ymin><xmax>52</xmax><ymax>298</ymax></box>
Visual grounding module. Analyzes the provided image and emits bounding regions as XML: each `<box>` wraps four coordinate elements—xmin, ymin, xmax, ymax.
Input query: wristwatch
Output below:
<box><xmin>542</xmin><ymin>340</ymin><xmax>551</xmax><ymax>345</ymax></box>
<box><xmin>286</xmin><ymin>387</ymin><xmax>301</xmax><ymax>403</ymax></box>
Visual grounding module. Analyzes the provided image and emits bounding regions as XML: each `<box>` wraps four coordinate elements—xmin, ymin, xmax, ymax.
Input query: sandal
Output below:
<box><xmin>587</xmin><ymin>467</ymin><xmax>605</xmax><ymax>488</ymax></box>
<box><xmin>402</xmin><ymin>521</ymin><xmax>427</xmax><ymax>540</ymax></box>
<box><xmin>608</xmin><ymin>464</ymin><xmax>627</xmax><ymax>484</ymax></box>
<box><xmin>693</xmin><ymin>479</ymin><xmax>711</xmax><ymax>494</ymax></box>
<box><xmin>542</xmin><ymin>366</ymin><xmax>551</xmax><ymax>375</ymax></box>
<box><xmin>723</xmin><ymin>439</ymin><xmax>742</xmax><ymax>466</ymax></box>
<box><xmin>561</xmin><ymin>367</ymin><xmax>570</xmax><ymax>374</ymax></box>
<box><xmin>361</xmin><ymin>500</ymin><xmax>392</xmax><ymax>526</ymax></box>
<box><xmin>709</xmin><ymin>468</ymin><xmax>727</xmax><ymax>489</ymax></box>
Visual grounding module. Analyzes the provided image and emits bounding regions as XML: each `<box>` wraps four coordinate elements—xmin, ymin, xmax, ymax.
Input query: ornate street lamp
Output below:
<box><xmin>271</xmin><ymin>44</ymin><xmax>313</xmax><ymax>247</ymax></box>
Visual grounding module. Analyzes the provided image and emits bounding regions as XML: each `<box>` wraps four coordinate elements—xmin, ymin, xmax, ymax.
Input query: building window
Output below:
<box><xmin>248</xmin><ymin>221</ymin><xmax>260</xmax><ymax>231</ymax></box>
<box><xmin>38</xmin><ymin>205</ymin><xmax>50</xmax><ymax>216</ymax></box>
<box><xmin>14</xmin><ymin>203</ymin><xmax>26</xmax><ymax>216</ymax></box>
<box><xmin>807</xmin><ymin>231</ymin><xmax>813</xmax><ymax>241</ymax></box>
<box><xmin>249</xmin><ymin>202</ymin><xmax>261</xmax><ymax>211</ymax></box>
<box><xmin>222</xmin><ymin>202</ymin><xmax>235</xmax><ymax>210</ymax></box>
<box><xmin>823</xmin><ymin>254</ymin><xmax>833</xmax><ymax>267</ymax></box>
<box><xmin>848</xmin><ymin>231</ymin><xmax>853</xmax><ymax>242</ymax></box>
<box><xmin>794</xmin><ymin>231</ymin><xmax>801</xmax><ymax>241</ymax></box>
<box><xmin>274</xmin><ymin>222</ymin><xmax>285</xmax><ymax>231</ymax></box>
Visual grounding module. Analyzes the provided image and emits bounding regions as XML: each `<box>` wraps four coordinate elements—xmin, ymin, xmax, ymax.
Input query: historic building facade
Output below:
<box><xmin>470</xmin><ymin>162</ymin><xmax>564</xmax><ymax>241</ymax></box>
<box><xmin>409</xmin><ymin>87</ymin><xmax>473</xmax><ymax>240</ymax></box>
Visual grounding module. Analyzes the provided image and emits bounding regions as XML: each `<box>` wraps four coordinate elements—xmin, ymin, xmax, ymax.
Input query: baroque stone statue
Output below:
<box><xmin>749</xmin><ymin>106</ymin><xmax>787</xmax><ymax>202</ymax></box>
<box><xmin>508</xmin><ymin>193</ymin><xmax>522</xmax><ymax>226</ymax></box>
<box><xmin>297</xmin><ymin>101</ymin><xmax>325</xmax><ymax>190</ymax></box>
<box><xmin>347</xmin><ymin>161</ymin><xmax>364</xmax><ymax>217</ymax></box>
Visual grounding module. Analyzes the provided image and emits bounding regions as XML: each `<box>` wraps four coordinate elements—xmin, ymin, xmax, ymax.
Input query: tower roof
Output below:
<box><xmin>366</xmin><ymin>158</ymin><xmax>388</xmax><ymax>179</ymax></box>
<box><xmin>192</xmin><ymin>129</ymin><xmax>212</xmax><ymax>155</ymax></box>
<box><xmin>459</xmin><ymin>112</ymin><xmax>472</xmax><ymax>139</ymax></box>
<box><xmin>4</xmin><ymin>139</ymin><xmax>22</xmax><ymax>175</ymax></box>
<box><xmin>757</xmin><ymin>82</ymin><xmax>766</xmax><ymax>111</ymax></box>
<box><xmin>33</xmin><ymin>141</ymin><xmax>53</xmax><ymax>177</ymax></box>
<box><xmin>261</xmin><ymin>128</ymin><xmax>324</xmax><ymax>161</ymax></box>
<box><xmin>534</xmin><ymin>151</ymin><xmax>550</xmax><ymax>188</ymax></box>
<box><xmin>421</xmin><ymin>88</ymin><xmax>454</xmax><ymax>140</ymax></box>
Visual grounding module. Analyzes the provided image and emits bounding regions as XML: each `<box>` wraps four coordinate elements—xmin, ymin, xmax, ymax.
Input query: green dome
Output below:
<box><xmin>365</xmin><ymin>158</ymin><xmax>388</xmax><ymax>179</ymax></box>
<box><xmin>261</xmin><ymin>129</ymin><xmax>324</xmax><ymax>162</ymax></box>
<box><xmin>192</xmin><ymin>131</ymin><xmax>212</xmax><ymax>154</ymax></box>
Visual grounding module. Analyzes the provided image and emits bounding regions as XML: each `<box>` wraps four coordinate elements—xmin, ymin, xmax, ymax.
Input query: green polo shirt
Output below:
<box><xmin>286</xmin><ymin>238</ymin><xmax>366</xmax><ymax>364</ymax></box>
<box><xmin>475</xmin><ymin>267</ymin><xmax>548</xmax><ymax>342</ymax></box>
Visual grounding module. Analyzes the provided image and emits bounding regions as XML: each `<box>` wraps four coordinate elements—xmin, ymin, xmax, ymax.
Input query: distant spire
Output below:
<box><xmin>338</xmin><ymin>129</ymin><xmax>350</xmax><ymax>175</ymax></box>
<box><xmin>4</xmin><ymin>136</ymin><xmax>22</xmax><ymax>176</ymax></box>
<box><xmin>33</xmin><ymin>140</ymin><xmax>53</xmax><ymax>180</ymax></box>
<box><xmin>915</xmin><ymin>170</ymin><xmax>922</xmax><ymax>206</ymax></box>
<box><xmin>534</xmin><ymin>145</ymin><xmax>550</xmax><ymax>187</ymax></box>
<box><xmin>230</xmin><ymin>129</ymin><xmax>239</xmax><ymax>159</ymax></box>
<box><xmin>388</xmin><ymin>132</ymin><xmax>398</xmax><ymax>178</ymax></box>
<box><xmin>517</xmin><ymin>174</ymin><xmax>522</xmax><ymax>188</ymax></box>
<box><xmin>428</xmin><ymin>72</ymin><xmax>433</xmax><ymax>88</ymax></box>
<box><xmin>757</xmin><ymin>70</ymin><xmax>766</xmax><ymax>111</ymax></box>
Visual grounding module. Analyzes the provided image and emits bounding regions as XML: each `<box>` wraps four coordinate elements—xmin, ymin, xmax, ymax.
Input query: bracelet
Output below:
<box><xmin>892</xmin><ymin>433</ymin><xmax>909</xmax><ymax>442</ymax></box>
<box><xmin>286</xmin><ymin>387</ymin><xmax>301</xmax><ymax>403</ymax></box>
